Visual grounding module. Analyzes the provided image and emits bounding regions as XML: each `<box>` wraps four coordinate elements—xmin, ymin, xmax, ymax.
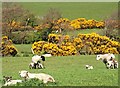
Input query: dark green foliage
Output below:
<box><xmin>15</xmin><ymin>78</ymin><xmax>45</xmax><ymax>86</ymax></box>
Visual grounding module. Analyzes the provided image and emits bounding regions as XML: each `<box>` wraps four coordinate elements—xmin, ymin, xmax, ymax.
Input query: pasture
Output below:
<box><xmin>1</xmin><ymin>2</ymin><xmax>119</xmax><ymax>87</ymax></box>
<box><xmin>19</xmin><ymin>2</ymin><xmax>118</xmax><ymax>20</ymax></box>
<box><xmin>2</xmin><ymin>53</ymin><xmax>118</xmax><ymax>86</ymax></box>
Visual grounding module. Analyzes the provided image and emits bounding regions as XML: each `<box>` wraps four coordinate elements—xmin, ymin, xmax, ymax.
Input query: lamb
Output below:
<box><xmin>106</xmin><ymin>60</ymin><xmax>118</xmax><ymax>69</ymax></box>
<box><xmin>29</xmin><ymin>61</ymin><xmax>44</xmax><ymax>69</ymax></box>
<box><xmin>85</xmin><ymin>65</ymin><xmax>93</xmax><ymax>70</ymax></box>
<box><xmin>3</xmin><ymin>76</ymin><xmax>22</xmax><ymax>86</ymax></box>
<box><xmin>29</xmin><ymin>62</ymin><xmax>35</xmax><ymax>69</ymax></box>
<box><xmin>19</xmin><ymin>70</ymin><xmax>55</xmax><ymax>84</ymax></box>
<box><xmin>37</xmin><ymin>62</ymin><xmax>44</xmax><ymax>69</ymax></box>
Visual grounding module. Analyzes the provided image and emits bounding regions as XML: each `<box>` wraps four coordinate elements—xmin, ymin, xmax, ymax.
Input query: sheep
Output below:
<box><xmin>106</xmin><ymin>60</ymin><xmax>118</xmax><ymax>69</ymax></box>
<box><xmin>96</xmin><ymin>53</ymin><xmax>115</xmax><ymax>65</ymax></box>
<box><xmin>85</xmin><ymin>65</ymin><xmax>93</xmax><ymax>70</ymax></box>
<box><xmin>37</xmin><ymin>62</ymin><xmax>44</xmax><ymax>69</ymax></box>
<box><xmin>96</xmin><ymin>53</ymin><xmax>115</xmax><ymax>61</ymax></box>
<box><xmin>113</xmin><ymin>60</ymin><xmax>118</xmax><ymax>69</ymax></box>
<box><xmin>3</xmin><ymin>76</ymin><xmax>22</xmax><ymax>86</ymax></box>
<box><xmin>32</xmin><ymin>55</ymin><xmax>45</xmax><ymax>63</ymax></box>
<box><xmin>19</xmin><ymin>70</ymin><xmax>56</xmax><ymax>84</ymax></box>
<box><xmin>42</xmin><ymin>53</ymin><xmax>52</xmax><ymax>57</ymax></box>
<box><xmin>29</xmin><ymin>62</ymin><xmax>35</xmax><ymax>69</ymax></box>
<box><xmin>32</xmin><ymin>55</ymin><xmax>45</xmax><ymax>68</ymax></box>
<box><xmin>106</xmin><ymin>60</ymin><xmax>115</xmax><ymax>69</ymax></box>
<box><xmin>29</xmin><ymin>61</ymin><xmax>44</xmax><ymax>69</ymax></box>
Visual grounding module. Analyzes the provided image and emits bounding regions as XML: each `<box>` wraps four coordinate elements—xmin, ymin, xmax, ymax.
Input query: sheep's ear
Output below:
<box><xmin>10</xmin><ymin>76</ymin><xmax>12</xmax><ymax>79</ymax></box>
<box><xmin>26</xmin><ymin>71</ymin><xmax>29</xmax><ymax>76</ymax></box>
<box><xmin>48</xmin><ymin>77</ymin><xmax>53</xmax><ymax>81</ymax></box>
<box><xmin>26</xmin><ymin>71</ymin><xmax>29</xmax><ymax>74</ymax></box>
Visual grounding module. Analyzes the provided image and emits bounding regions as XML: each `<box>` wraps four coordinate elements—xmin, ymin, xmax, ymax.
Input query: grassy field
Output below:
<box><xmin>18</xmin><ymin>2</ymin><xmax>118</xmax><ymax>20</ymax></box>
<box><xmin>2</xmin><ymin>55</ymin><xmax>118</xmax><ymax>86</ymax></box>
<box><xmin>64</xmin><ymin>28</ymin><xmax>102</xmax><ymax>37</ymax></box>
<box><xmin>1</xmin><ymin>2</ymin><xmax>119</xmax><ymax>86</ymax></box>
<box><xmin>2</xmin><ymin>44</ymin><xmax>119</xmax><ymax>86</ymax></box>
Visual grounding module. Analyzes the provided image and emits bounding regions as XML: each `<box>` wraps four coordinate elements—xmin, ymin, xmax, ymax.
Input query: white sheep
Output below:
<box><xmin>85</xmin><ymin>65</ymin><xmax>93</xmax><ymax>70</ymax></box>
<box><xmin>19</xmin><ymin>70</ymin><xmax>55</xmax><ymax>84</ymax></box>
<box><xmin>42</xmin><ymin>54</ymin><xmax>52</xmax><ymax>57</ymax></box>
<box><xmin>37</xmin><ymin>62</ymin><xmax>44</xmax><ymax>69</ymax></box>
<box><xmin>3</xmin><ymin>76</ymin><xmax>22</xmax><ymax>86</ymax></box>
<box><xmin>96</xmin><ymin>53</ymin><xmax>115</xmax><ymax>61</ymax></box>
<box><xmin>32</xmin><ymin>55</ymin><xmax>45</xmax><ymax>63</ymax></box>
<box><xmin>29</xmin><ymin>61</ymin><xmax>44</xmax><ymax>69</ymax></box>
<box><xmin>29</xmin><ymin>62</ymin><xmax>35</xmax><ymax>69</ymax></box>
<box><xmin>106</xmin><ymin>60</ymin><xmax>118</xmax><ymax>69</ymax></box>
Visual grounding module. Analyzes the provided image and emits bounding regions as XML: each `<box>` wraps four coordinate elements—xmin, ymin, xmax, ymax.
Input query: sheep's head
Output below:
<box><xmin>96</xmin><ymin>55</ymin><xmax>102</xmax><ymax>60</ymax></box>
<box><xmin>3</xmin><ymin>76</ymin><xmax>12</xmax><ymax>82</ymax></box>
<box><xmin>19</xmin><ymin>70</ymin><xmax>28</xmax><ymax>78</ymax></box>
<box><xmin>41</xmin><ymin>56</ymin><xmax>45</xmax><ymax>61</ymax></box>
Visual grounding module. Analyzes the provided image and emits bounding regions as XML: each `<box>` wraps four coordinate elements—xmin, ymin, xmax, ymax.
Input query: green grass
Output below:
<box><xmin>18</xmin><ymin>2</ymin><xmax>118</xmax><ymax>20</ymax></box>
<box><xmin>2</xmin><ymin>55</ymin><xmax>118</xmax><ymax>86</ymax></box>
<box><xmin>63</xmin><ymin>28</ymin><xmax>102</xmax><ymax>37</ymax></box>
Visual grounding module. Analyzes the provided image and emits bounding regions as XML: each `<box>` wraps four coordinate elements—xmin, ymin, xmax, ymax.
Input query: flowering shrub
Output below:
<box><xmin>32</xmin><ymin>41</ymin><xmax>46</xmax><ymax>55</ymax></box>
<box><xmin>33</xmin><ymin>18</ymin><xmax>105</xmax><ymax>31</ymax></box>
<box><xmin>48</xmin><ymin>34</ymin><xmax>62</xmax><ymax>43</ymax></box>
<box><xmin>77</xmin><ymin>33</ymin><xmax>120</xmax><ymax>54</ymax></box>
<box><xmin>52</xmin><ymin>18</ymin><xmax>105</xmax><ymax>30</ymax></box>
<box><xmin>1</xmin><ymin>36</ymin><xmax>18</xmax><ymax>56</ymax></box>
<box><xmin>32</xmin><ymin>33</ymin><xmax>120</xmax><ymax>56</ymax></box>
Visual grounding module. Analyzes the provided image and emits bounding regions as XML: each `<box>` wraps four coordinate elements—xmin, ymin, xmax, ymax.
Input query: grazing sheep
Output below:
<box><xmin>3</xmin><ymin>76</ymin><xmax>22</xmax><ymax>86</ymax></box>
<box><xmin>32</xmin><ymin>55</ymin><xmax>45</xmax><ymax>68</ymax></box>
<box><xmin>96</xmin><ymin>53</ymin><xmax>115</xmax><ymax>66</ymax></box>
<box><xmin>96</xmin><ymin>53</ymin><xmax>118</xmax><ymax>69</ymax></box>
<box><xmin>85</xmin><ymin>65</ymin><xmax>93</xmax><ymax>70</ymax></box>
<box><xmin>96</xmin><ymin>53</ymin><xmax>115</xmax><ymax>61</ymax></box>
<box><xmin>19</xmin><ymin>70</ymin><xmax>55</xmax><ymax>84</ymax></box>
<box><xmin>32</xmin><ymin>55</ymin><xmax>45</xmax><ymax>63</ymax></box>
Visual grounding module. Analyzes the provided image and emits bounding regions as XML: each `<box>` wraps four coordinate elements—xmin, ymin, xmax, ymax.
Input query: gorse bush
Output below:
<box><xmin>1</xmin><ymin>36</ymin><xmax>18</xmax><ymax>56</ymax></box>
<box><xmin>32</xmin><ymin>33</ymin><xmax>120</xmax><ymax>56</ymax></box>
<box><xmin>34</xmin><ymin>18</ymin><xmax>105</xmax><ymax>31</ymax></box>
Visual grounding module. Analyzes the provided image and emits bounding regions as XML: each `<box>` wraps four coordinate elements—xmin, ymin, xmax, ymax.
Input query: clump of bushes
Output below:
<box><xmin>1</xmin><ymin>36</ymin><xmax>18</xmax><ymax>56</ymax></box>
<box><xmin>32</xmin><ymin>33</ymin><xmax>120</xmax><ymax>56</ymax></box>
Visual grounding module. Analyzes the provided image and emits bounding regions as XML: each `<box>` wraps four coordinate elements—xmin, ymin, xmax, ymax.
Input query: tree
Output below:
<box><xmin>2</xmin><ymin>2</ymin><xmax>36</xmax><ymax>37</ymax></box>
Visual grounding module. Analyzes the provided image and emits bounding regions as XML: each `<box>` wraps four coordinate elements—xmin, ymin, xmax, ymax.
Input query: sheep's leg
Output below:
<box><xmin>34</xmin><ymin>63</ymin><xmax>37</xmax><ymax>69</ymax></box>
